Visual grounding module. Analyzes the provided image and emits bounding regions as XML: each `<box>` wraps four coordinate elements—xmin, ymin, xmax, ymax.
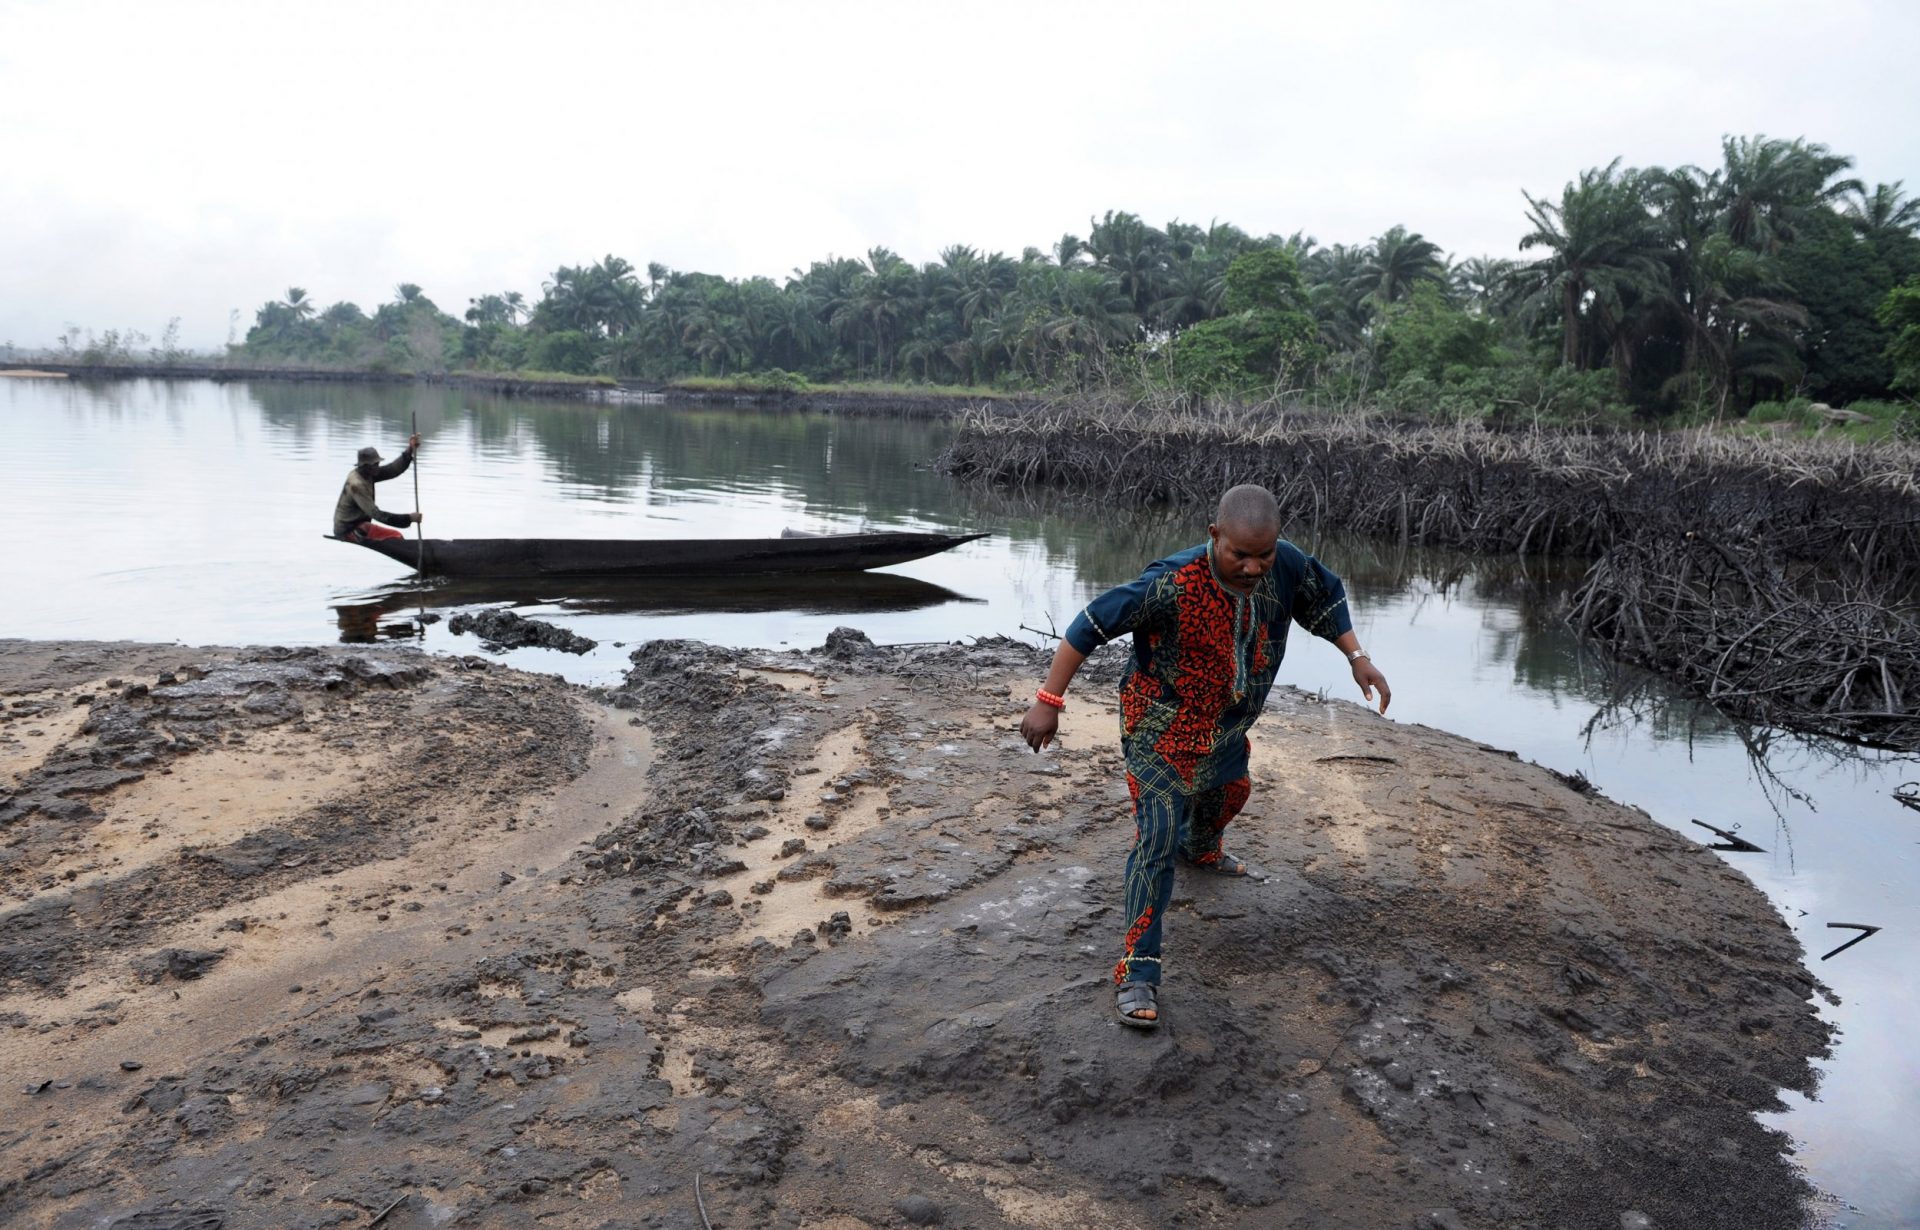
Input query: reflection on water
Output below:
<box><xmin>333</xmin><ymin>570</ymin><xmax>978</xmax><ymax>643</ymax></box>
<box><xmin>332</xmin><ymin>600</ymin><xmax>423</xmax><ymax>645</ymax></box>
<box><xmin>7</xmin><ymin>376</ymin><xmax>1919</xmax><ymax>1225</ymax></box>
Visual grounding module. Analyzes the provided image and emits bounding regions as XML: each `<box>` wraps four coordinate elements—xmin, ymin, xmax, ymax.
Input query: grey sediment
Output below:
<box><xmin>0</xmin><ymin>633</ymin><xmax>1831</xmax><ymax>1229</ymax></box>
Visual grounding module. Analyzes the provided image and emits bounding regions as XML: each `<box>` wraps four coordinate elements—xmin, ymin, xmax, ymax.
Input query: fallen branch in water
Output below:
<box><xmin>1690</xmin><ymin>819</ymin><xmax>1766</xmax><ymax>853</ymax></box>
<box><xmin>1820</xmin><ymin>923</ymin><xmax>1882</xmax><ymax>961</ymax></box>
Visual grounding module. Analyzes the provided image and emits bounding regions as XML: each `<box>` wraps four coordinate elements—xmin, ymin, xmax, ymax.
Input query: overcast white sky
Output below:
<box><xmin>3</xmin><ymin>0</ymin><xmax>1916</xmax><ymax>350</ymax></box>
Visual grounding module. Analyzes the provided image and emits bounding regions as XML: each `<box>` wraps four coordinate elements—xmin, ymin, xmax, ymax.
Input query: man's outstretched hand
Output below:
<box><xmin>1020</xmin><ymin>701</ymin><xmax>1060</xmax><ymax>751</ymax></box>
<box><xmin>1354</xmin><ymin>658</ymin><xmax>1392</xmax><ymax>714</ymax></box>
<box><xmin>409</xmin><ymin>433</ymin><xmax>421</xmax><ymax>451</ymax></box>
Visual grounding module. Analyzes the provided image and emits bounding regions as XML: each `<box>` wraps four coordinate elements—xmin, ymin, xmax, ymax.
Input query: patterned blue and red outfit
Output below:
<box><xmin>1064</xmin><ymin>540</ymin><xmax>1353</xmax><ymax>987</ymax></box>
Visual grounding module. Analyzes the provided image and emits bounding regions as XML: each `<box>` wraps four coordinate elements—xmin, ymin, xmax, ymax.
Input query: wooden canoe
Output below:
<box><xmin>332</xmin><ymin>529</ymin><xmax>990</xmax><ymax>579</ymax></box>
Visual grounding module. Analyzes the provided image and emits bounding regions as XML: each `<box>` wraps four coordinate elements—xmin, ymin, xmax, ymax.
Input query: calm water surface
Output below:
<box><xmin>8</xmin><ymin>377</ymin><xmax>1918</xmax><ymax>1226</ymax></box>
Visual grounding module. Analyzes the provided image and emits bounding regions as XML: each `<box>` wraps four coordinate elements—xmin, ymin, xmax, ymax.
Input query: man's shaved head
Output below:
<box><xmin>1215</xmin><ymin>484</ymin><xmax>1280</xmax><ymax>536</ymax></box>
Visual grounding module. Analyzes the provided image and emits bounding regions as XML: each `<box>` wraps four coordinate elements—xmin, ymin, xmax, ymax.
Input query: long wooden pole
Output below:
<box><xmin>411</xmin><ymin>411</ymin><xmax>424</xmax><ymax>576</ymax></box>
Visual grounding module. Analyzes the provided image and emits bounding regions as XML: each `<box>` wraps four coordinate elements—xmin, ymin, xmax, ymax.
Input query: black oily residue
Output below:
<box><xmin>447</xmin><ymin>608</ymin><xmax>596</xmax><ymax>655</ymax></box>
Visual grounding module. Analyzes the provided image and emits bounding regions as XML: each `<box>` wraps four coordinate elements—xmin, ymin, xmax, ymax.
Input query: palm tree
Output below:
<box><xmin>540</xmin><ymin>265</ymin><xmax>590</xmax><ymax>333</ymax></box>
<box><xmin>1350</xmin><ymin>225</ymin><xmax>1446</xmax><ymax>307</ymax></box>
<box><xmin>393</xmin><ymin>283</ymin><xmax>425</xmax><ymax>306</ymax></box>
<box><xmin>1276</xmin><ymin>230</ymin><xmax>1317</xmax><ymax>265</ymax></box>
<box><xmin>1717</xmin><ymin>135</ymin><xmax>1862</xmax><ymax>253</ymax></box>
<box><xmin>765</xmin><ymin>284</ymin><xmax>826</xmax><ymax>370</ymax></box>
<box><xmin>1448</xmin><ymin>257</ymin><xmax>1518</xmax><ymax>314</ymax></box>
<box><xmin>859</xmin><ymin>260</ymin><xmax>919</xmax><ymax>378</ymax></box>
<box><xmin>947</xmin><ymin>252</ymin><xmax>1016</xmax><ymax>332</ymax></box>
<box><xmin>679</xmin><ymin>303</ymin><xmax>749</xmax><ymax>374</ymax></box>
<box><xmin>320</xmin><ymin>301</ymin><xmax>365</xmax><ymax>329</ymax></box>
<box><xmin>1003</xmin><ymin>265</ymin><xmax>1136</xmax><ymax>383</ymax></box>
<box><xmin>897</xmin><ymin>317</ymin><xmax>952</xmax><ymax>382</ymax></box>
<box><xmin>1643</xmin><ymin>163</ymin><xmax>1734</xmax><ymax>390</ymax></box>
<box><xmin>1843</xmin><ymin>182</ymin><xmax>1920</xmax><ymax>239</ymax></box>
<box><xmin>465</xmin><ymin>295</ymin><xmax>507</xmax><ymax>326</ymax></box>
<box><xmin>1303</xmin><ymin>244</ymin><xmax>1371</xmax><ymax>350</ymax></box>
<box><xmin>1679</xmin><ymin>234</ymin><xmax>1808</xmax><ymax>418</ymax></box>
<box><xmin>282</xmin><ymin>288</ymin><xmax>315</xmax><ymax>321</ymax></box>
<box><xmin>1085</xmin><ymin>210</ymin><xmax>1171</xmax><ymax>326</ymax></box>
<box><xmin>1150</xmin><ymin>257</ymin><xmax>1226</xmax><ymax>333</ymax></box>
<box><xmin>1519</xmin><ymin>160</ymin><xmax>1668</xmax><ymax>372</ymax></box>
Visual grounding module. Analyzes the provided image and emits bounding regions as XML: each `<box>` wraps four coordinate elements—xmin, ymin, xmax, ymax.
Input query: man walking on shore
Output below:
<box><xmin>332</xmin><ymin>434</ymin><xmax>423</xmax><ymax>541</ymax></box>
<box><xmin>1020</xmin><ymin>484</ymin><xmax>1390</xmax><ymax>1027</ymax></box>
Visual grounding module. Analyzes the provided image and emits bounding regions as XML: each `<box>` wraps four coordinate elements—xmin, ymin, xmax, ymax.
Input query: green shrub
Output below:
<box><xmin>527</xmin><ymin>330</ymin><xmax>597</xmax><ymax>375</ymax></box>
<box><xmin>1745</xmin><ymin>398</ymin><xmax>1815</xmax><ymax>427</ymax></box>
<box><xmin>1374</xmin><ymin>285</ymin><xmax>1502</xmax><ymax>385</ymax></box>
<box><xmin>1222</xmin><ymin>248</ymin><xmax>1311</xmax><ymax>314</ymax></box>
<box><xmin>1166</xmin><ymin>250</ymin><xmax>1323</xmax><ymax>394</ymax></box>
<box><xmin>1828</xmin><ymin>397</ymin><xmax>1920</xmax><ymax>441</ymax></box>
<box><xmin>1840</xmin><ymin>398</ymin><xmax>1908</xmax><ymax>423</ymax></box>
<box><xmin>1877</xmin><ymin>277</ymin><xmax>1920</xmax><ymax>391</ymax></box>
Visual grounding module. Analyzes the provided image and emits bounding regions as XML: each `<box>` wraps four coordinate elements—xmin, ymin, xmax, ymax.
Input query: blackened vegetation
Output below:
<box><xmin>1573</xmin><ymin>533</ymin><xmax>1919</xmax><ymax>748</ymax></box>
<box><xmin>943</xmin><ymin>402</ymin><xmax>1920</xmax><ymax>749</ymax></box>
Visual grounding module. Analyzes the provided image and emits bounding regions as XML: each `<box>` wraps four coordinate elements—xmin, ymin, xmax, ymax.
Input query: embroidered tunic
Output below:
<box><xmin>1064</xmin><ymin>541</ymin><xmax>1353</xmax><ymax>792</ymax></box>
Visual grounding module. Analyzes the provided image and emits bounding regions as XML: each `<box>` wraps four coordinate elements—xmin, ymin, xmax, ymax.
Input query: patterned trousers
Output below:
<box><xmin>1113</xmin><ymin>759</ymin><xmax>1252</xmax><ymax>986</ymax></box>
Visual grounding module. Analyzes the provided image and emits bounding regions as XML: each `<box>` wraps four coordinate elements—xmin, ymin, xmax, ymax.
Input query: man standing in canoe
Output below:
<box><xmin>1020</xmin><ymin>484</ymin><xmax>1391</xmax><ymax>1028</ymax></box>
<box><xmin>333</xmin><ymin>434</ymin><xmax>423</xmax><ymax>541</ymax></box>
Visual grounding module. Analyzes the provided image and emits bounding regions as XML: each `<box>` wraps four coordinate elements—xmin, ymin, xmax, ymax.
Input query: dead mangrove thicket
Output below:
<box><xmin>1572</xmin><ymin>534</ymin><xmax>1919</xmax><ymax>748</ymax></box>
<box><xmin>940</xmin><ymin>397</ymin><xmax>1920</xmax><ymax>750</ymax></box>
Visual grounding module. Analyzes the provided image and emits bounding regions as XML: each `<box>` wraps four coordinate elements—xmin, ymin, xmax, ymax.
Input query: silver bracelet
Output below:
<box><xmin>1345</xmin><ymin>647</ymin><xmax>1369</xmax><ymax>662</ymax></box>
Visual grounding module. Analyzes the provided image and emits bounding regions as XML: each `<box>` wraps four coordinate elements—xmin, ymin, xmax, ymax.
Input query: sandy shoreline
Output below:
<box><xmin>1</xmin><ymin>635</ymin><xmax>1830</xmax><ymax>1229</ymax></box>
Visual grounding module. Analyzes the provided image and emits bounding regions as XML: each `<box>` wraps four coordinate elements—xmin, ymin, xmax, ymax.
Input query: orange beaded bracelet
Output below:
<box><xmin>1035</xmin><ymin>689</ymin><xmax>1066</xmax><ymax>709</ymax></box>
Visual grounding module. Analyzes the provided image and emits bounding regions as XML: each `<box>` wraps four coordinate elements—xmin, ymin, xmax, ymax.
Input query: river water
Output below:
<box><xmin>7</xmin><ymin>376</ymin><xmax>1917</xmax><ymax>1226</ymax></box>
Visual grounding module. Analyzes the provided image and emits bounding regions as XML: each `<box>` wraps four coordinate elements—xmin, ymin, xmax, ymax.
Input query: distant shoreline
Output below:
<box><xmin>0</xmin><ymin>361</ymin><xmax>608</xmax><ymax>401</ymax></box>
<box><xmin>0</xmin><ymin>361</ymin><xmax>1016</xmax><ymax>414</ymax></box>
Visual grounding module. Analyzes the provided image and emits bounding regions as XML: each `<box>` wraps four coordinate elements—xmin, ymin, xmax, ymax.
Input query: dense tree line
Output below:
<box><xmin>238</xmin><ymin>134</ymin><xmax>1920</xmax><ymax>425</ymax></box>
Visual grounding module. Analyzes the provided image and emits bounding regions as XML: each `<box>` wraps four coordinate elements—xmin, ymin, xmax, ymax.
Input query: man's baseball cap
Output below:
<box><xmin>357</xmin><ymin>446</ymin><xmax>383</xmax><ymax>465</ymax></box>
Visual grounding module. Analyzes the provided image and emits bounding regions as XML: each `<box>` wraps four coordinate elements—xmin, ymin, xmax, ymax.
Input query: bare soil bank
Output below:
<box><xmin>1</xmin><ymin>636</ymin><xmax>1829</xmax><ymax>1229</ymax></box>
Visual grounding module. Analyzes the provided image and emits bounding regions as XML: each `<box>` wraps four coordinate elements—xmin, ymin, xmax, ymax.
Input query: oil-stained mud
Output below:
<box><xmin>0</xmin><ymin>634</ymin><xmax>1829</xmax><ymax>1229</ymax></box>
<box><xmin>447</xmin><ymin>609</ymin><xmax>596</xmax><ymax>655</ymax></box>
